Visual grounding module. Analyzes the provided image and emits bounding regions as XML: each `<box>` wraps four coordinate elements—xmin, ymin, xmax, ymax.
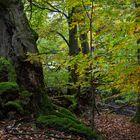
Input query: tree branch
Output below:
<box><xmin>45</xmin><ymin>1</ymin><xmax>68</xmax><ymax>18</ymax></box>
<box><xmin>32</xmin><ymin>1</ymin><xmax>68</xmax><ymax>19</ymax></box>
<box><xmin>32</xmin><ymin>1</ymin><xmax>58</xmax><ymax>12</ymax></box>
<box><xmin>50</xmin><ymin>30</ymin><xmax>69</xmax><ymax>47</ymax></box>
<box><xmin>56</xmin><ymin>31</ymin><xmax>70</xmax><ymax>47</ymax></box>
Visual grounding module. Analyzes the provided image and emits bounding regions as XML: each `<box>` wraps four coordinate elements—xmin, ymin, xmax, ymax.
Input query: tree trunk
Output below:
<box><xmin>67</xmin><ymin>6</ymin><xmax>90</xmax><ymax>111</ymax></box>
<box><xmin>67</xmin><ymin>8</ymin><xmax>80</xmax><ymax>95</ymax></box>
<box><xmin>80</xmin><ymin>33</ymin><xmax>89</xmax><ymax>54</ymax></box>
<box><xmin>68</xmin><ymin>22</ymin><xmax>79</xmax><ymax>56</ymax></box>
<box><xmin>133</xmin><ymin>44</ymin><xmax>140</xmax><ymax>123</ymax></box>
<box><xmin>0</xmin><ymin>0</ymin><xmax>44</xmax><ymax>112</ymax></box>
<box><xmin>0</xmin><ymin>65</ymin><xmax>8</xmax><ymax>82</ymax></box>
<box><xmin>133</xmin><ymin>91</ymin><xmax>140</xmax><ymax>123</ymax></box>
<box><xmin>78</xmin><ymin>7</ymin><xmax>89</xmax><ymax>55</ymax></box>
<box><xmin>132</xmin><ymin>1</ymin><xmax>140</xmax><ymax>123</ymax></box>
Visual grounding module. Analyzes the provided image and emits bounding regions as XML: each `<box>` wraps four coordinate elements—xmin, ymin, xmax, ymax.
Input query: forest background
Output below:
<box><xmin>0</xmin><ymin>0</ymin><xmax>140</xmax><ymax>139</ymax></box>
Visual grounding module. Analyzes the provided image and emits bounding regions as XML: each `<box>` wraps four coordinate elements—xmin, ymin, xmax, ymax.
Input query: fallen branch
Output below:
<box><xmin>46</xmin><ymin>131</ymin><xmax>77</xmax><ymax>140</ymax></box>
<box><xmin>107</xmin><ymin>103</ymin><xmax>134</xmax><ymax>114</ymax></box>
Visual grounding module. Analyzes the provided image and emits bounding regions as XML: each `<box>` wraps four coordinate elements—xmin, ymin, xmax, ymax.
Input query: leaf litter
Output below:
<box><xmin>0</xmin><ymin>112</ymin><xmax>140</xmax><ymax>140</ymax></box>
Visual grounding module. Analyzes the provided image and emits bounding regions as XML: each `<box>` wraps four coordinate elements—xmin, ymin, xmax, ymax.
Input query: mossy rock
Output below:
<box><xmin>4</xmin><ymin>100</ymin><xmax>24</xmax><ymax>114</ymax></box>
<box><xmin>20</xmin><ymin>90</ymin><xmax>32</xmax><ymax>98</ymax></box>
<box><xmin>37</xmin><ymin>108</ymin><xmax>104</xmax><ymax>140</ymax></box>
<box><xmin>0</xmin><ymin>82</ymin><xmax>32</xmax><ymax>115</ymax></box>
<box><xmin>0</xmin><ymin>82</ymin><xmax>19</xmax><ymax>103</ymax></box>
<box><xmin>0</xmin><ymin>57</ymin><xmax>16</xmax><ymax>82</ymax></box>
<box><xmin>0</xmin><ymin>82</ymin><xmax>19</xmax><ymax>95</ymax></box>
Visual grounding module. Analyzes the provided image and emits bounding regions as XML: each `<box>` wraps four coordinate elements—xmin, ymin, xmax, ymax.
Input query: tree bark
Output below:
<box><xmin>133</xmin><ymin>44</ymin><xmax>140</xmax><ymax>124</ymax></box>
<box><xmin>68</xmin><ymin>22</ymin><xmax>79</xmax><ymax>56</ymax></box>
<box><xmin>78</xmin><ymin>6</ymin><xmax>89</xmax><ymax>55</ymax></box>
<box><xmin>0</xmin><ymin>0</ymin><xmax>44</xmax><ymax>112</ymax></box>
<box><xmin>68</xmin><ymin>7</ymin><xmax>79</xmax><ymax>56</ymax></box>
<box><xmin>67</xmin><ymin>8</ymin><xmax>80</xmax><ymax>95</ymax></box>
<box><xmin>132</xmin><ymin>2</ymin><xmax>140</xmax><ymax>123</ymax></box>
<box><xmin>80</xmin><ymin>33</ymin><xmax>89</xmax><ymax>54</ymax></box>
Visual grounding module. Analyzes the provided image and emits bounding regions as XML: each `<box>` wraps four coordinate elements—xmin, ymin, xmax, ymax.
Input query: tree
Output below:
<box><xmin>0</xmin><ymin>0</ymin><xmax>44</xmax><ymax>112</ymax></box>
<box><xmin>132</xmin><ymin>1</ymin><xmax>140</xmax><ymax>124</ymax></box>
<box><xmin>31</xmin><ymin>0</ymin><xmax>90</xmax><ymax>95</ymax></box>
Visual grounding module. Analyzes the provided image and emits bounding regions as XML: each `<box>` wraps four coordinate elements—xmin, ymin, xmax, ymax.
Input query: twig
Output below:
<box><xmin>50</xmin><ymin>30</ymin><xmax>70</xmax><ymax>47</ymax></box>
<box><xmin>95</xmin><ymin>103</ymin><xmax>100</xmax><ymax>115</ymax></box>
<box><xmin>32</xmin><ymin>1</ymin><xmax>68</xmax><ymax>18</ymax></box>
<box><xmin>46</xmin><ymin>131</ymin><xmax>77</xmax><ymax>140</ymax></box>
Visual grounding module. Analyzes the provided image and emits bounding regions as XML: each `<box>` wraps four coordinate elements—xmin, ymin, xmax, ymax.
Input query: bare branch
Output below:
<box><xmin>56</xmin><ymin>31</ymin><xmax>70</xmax><ymax>47</ymax></box>
<box><xmin>32</xmin><ymin>1</ymin><xmax>68</xmax><ymax>18</ymax></box>
<box><xmin>50</xmin><ymin>30</ymin><xmax>69</xmax><ymax>47</ymax></box>
<box><xmin>32</xmin><ymin>1</ymin><xmax>58</xmax><ymax>12</ymax></box>
<box><xmin>45</xmin><ymin>1</ymin><xmax>68</xmax><ymax>18</ymax></box>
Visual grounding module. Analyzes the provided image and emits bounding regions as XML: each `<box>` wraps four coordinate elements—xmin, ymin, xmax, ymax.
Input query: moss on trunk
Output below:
<box><xmin>0</xmin><ymin>0</ymin><xmax>48</xmax><ymax>114</ymax></box>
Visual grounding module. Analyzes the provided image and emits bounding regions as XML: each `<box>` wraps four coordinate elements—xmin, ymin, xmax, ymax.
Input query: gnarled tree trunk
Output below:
<box><xmin>0</xmin><ymin>0</ymin><xmax>44</xmax><ymax>112</ymax></box>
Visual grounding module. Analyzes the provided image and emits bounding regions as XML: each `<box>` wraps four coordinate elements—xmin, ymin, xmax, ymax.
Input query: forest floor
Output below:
<box><xmin>95</xmin><ymin>112</ymin><xmax>140</xmax><ymax>140</ymax></box>
<box><xmin>0</xmin><ymin>111</ymin><xmax>140</xmax><ymax>140</ymax></box>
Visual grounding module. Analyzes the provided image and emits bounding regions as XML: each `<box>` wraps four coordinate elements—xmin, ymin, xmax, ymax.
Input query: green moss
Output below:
<box><xmin>20</xmin><ymin>90</ymin><xmax>32</xmax><ymax>98</ymax></box>
<box><xmin>0</xmin><ymin>82</ymin><xmax>19</xmax><ymax>95</ymax></box>
<box><xmin>4</xmin><ymin>100</ymin><xmax>24</xmax><ymax>113</ymax></box>
<box><xmin>58</xmin><ymin>107</ymin><xmax>77</xmax><ymax>118</ymax></box>
<box><xmin>0</xmin><ymin>57</ymin><xmax>16</xmax><ymax>82</ymax></box>
<box><xmin>8</xmin><ymin>65</ymin><xmax>16</xmax><ymax>82</ymax></box>
<box><xmin>40</xmin><ymin>94</ymin><xmax>54</xmax><ymax>114</ymax></box>
<box><xmin>64</xmin><ymin>94</ymin><xmax>77</xmax><ymax>110</ymax></box>
<box><xmin>37</xmin><ymin>115</ymin><xmax>94</xmax><ymax>138</ymax></box>
<box><xmin>51</xmin><ymin>109</ymin><xmax>80</xmax><ymax>124</ymax></box>
<box><xmin>131</xmin><ymin>111</ymin><xmax>140</xmax><ymax>124</ymax></box>
<box><xmin>37</xmin><ymin>108</ymin><xmax>104</xmax><ymax>140</ymax></box>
